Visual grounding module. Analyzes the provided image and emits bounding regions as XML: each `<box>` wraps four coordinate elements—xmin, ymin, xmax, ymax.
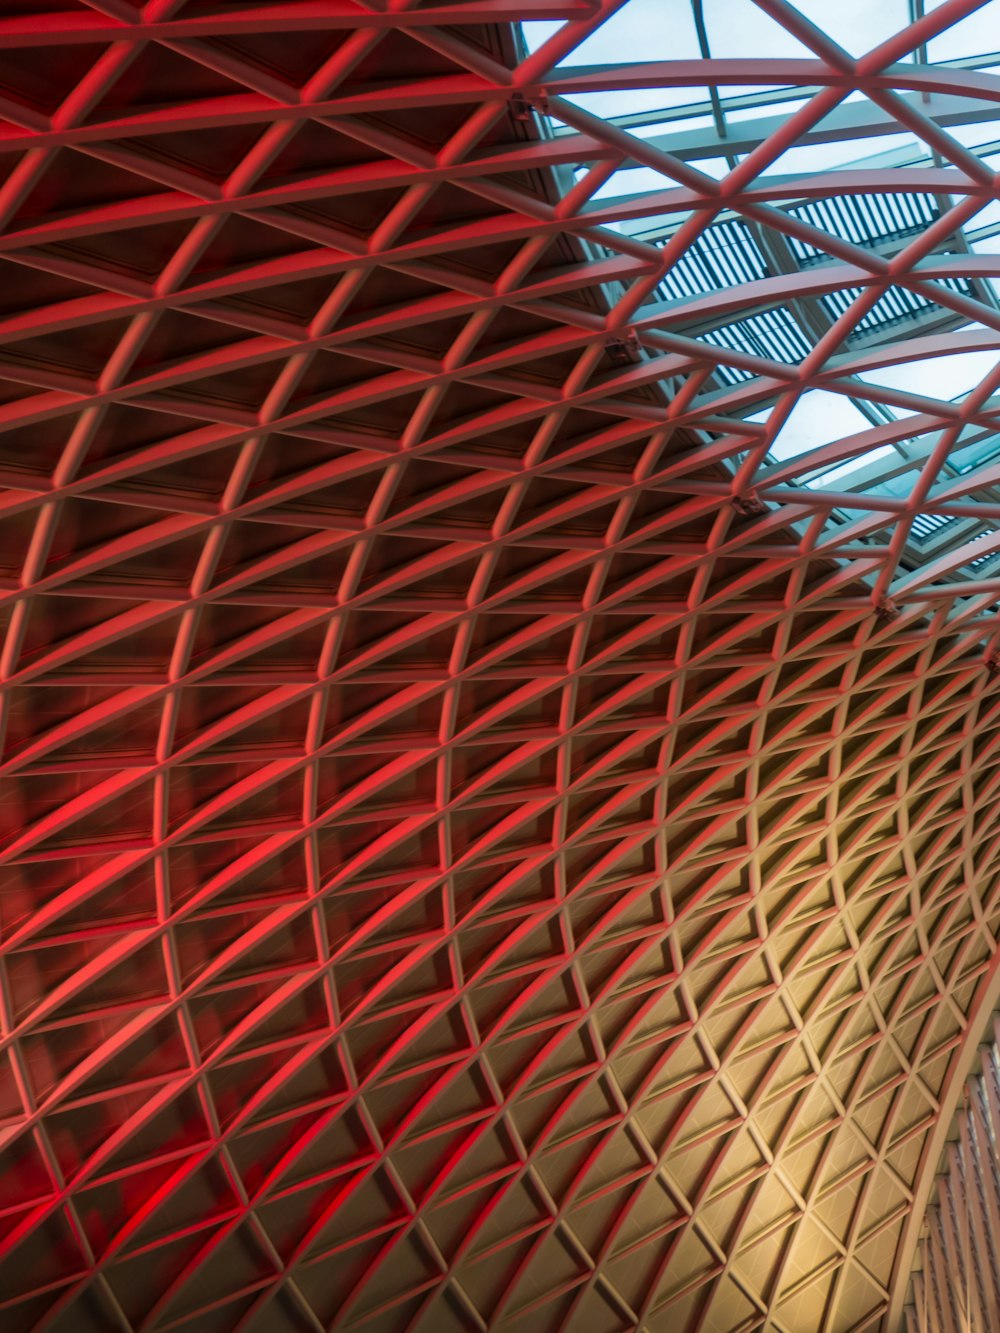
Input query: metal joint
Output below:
<box><xmin>511</xmin><ymin>94</ymin><xmax>544</xmax><ymax>122</ymax></box>
<box><xmin>731</xmin><ymin>491</ymin><xmax>766</xmax><ymax>518</ymax></box>
<box><xmin>605</xmin><ymin>331</ymin><xmax>642</xmax><ymax>366</ymax></box>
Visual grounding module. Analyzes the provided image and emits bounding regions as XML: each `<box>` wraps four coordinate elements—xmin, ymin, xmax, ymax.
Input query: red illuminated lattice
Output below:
<box><xmin>1</xmin><ymin>3</ymin><xmax>1000</xmax><ymax>1331</ymax></box>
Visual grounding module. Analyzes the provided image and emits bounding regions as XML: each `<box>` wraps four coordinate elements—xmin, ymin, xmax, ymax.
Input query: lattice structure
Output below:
<box><xmin>4</xmin><ymin>2</ymin><xmax>1000</xmax><ymax>1331</ymax></box>
<box><xmin>906</xmin><ymin>1021</ymin><xmax>1000</xmax><ymax>1333</ymax></box>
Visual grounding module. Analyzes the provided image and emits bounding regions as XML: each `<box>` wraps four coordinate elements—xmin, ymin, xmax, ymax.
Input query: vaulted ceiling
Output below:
<box><xmin>3</xmin><ymin>3</ymin><xmax>1000</xmax><ymax>1331</ymax></box>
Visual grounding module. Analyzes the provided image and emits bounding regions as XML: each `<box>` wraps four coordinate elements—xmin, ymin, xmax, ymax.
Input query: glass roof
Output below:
<box><xmin>518</xmin><ymin>0</ymin><xmax>1000</xmax><ymax>612</ymax></box>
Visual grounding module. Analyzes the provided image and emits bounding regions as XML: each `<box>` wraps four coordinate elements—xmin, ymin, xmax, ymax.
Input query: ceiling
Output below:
<box><xmin>3</xmin><ymin>2</ymin><xmax>1000</xmax><ymax>1331</ymax></box>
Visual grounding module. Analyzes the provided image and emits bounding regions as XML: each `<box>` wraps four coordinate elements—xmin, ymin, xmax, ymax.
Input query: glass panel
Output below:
<box><xmin>766</xmin><ymin>391</ymin><xmax>875</xmax><ymax>462</ymax></box>
<box><xmin>926</xmin><ymin>0</ymin><xmax>1000</xmax><ymax>62</ymax></box>
<box><xmin>856</xmin><ymin>349</ymin><xmax>1000</xmax><ymax>416</ymax></box>
<box><xmin>525</xmin><ymin>0</ymin><xmax>703</xmax><ymax>63</ymax></box>
<box><xmin>793</xmin><ymin>0</ymin><xmax>912</xmax><ymax>57</ymax></box>
<box><xmin>702</xmin><ymin>0</ymin><xmax>823</xmax><ymax>58</ymax></box>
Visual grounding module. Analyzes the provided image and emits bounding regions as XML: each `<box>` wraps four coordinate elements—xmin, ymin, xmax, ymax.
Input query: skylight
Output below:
<box><xmin>519</xmin><ymin>0</ymin><xmax>1000</xmax><ymax>603</ymax></box>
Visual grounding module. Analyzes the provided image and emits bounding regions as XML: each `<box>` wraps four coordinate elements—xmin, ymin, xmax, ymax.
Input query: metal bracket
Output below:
<box><xmin>605</xmin><ymin>331</ymin><xmax>642</xmax><ymax>366</ymax></box>
<box><xmin>875</xmin><ymin>599</ymin><xmax>900</xmax><ymax>623</ymax></box>
<box><xmin>731</xmin><ymin>491</ymin><xmax>767</xmax><ymax>518</ymax></box>
<box><xmin>511</xmin><ymin>94</ymin><xmax>546</xmax><ymax>121</ymax></box>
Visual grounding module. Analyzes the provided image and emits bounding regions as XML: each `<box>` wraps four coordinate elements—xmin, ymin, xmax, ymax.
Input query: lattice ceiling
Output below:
<box><xmin>4</xmin><ymin>2</ymin><xmax>1000</xmax><ymax>1332</ymax></box>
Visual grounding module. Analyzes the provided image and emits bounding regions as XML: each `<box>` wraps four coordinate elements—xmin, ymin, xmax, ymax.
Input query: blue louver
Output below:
<box><xmin>910</xmin><ymin>512</ymin><xmax>954</xmax><ymax>541</ymax></box>
<box><xmin>698</xmin><ymin>307</ymin><xmax>812</xmax><ymax>385</ymax></box>
<box><xmin>785</xmin><ymin>193</ymin><xmax>941</xmax><ymax>265</ymax></box>
<box><xmin>821</xmin><ymin>278</ymin><xmax>975</xmax><ymax>336</ymax></box>
<box><xmin>657</xmin><ymin>192</ymin><xmax>971</xmax><ymax>381</ymax></box>
<box><xmin>656</xmin><ymin>218</ymin><xmax>768</xmax><ymax>303</ymax></box>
